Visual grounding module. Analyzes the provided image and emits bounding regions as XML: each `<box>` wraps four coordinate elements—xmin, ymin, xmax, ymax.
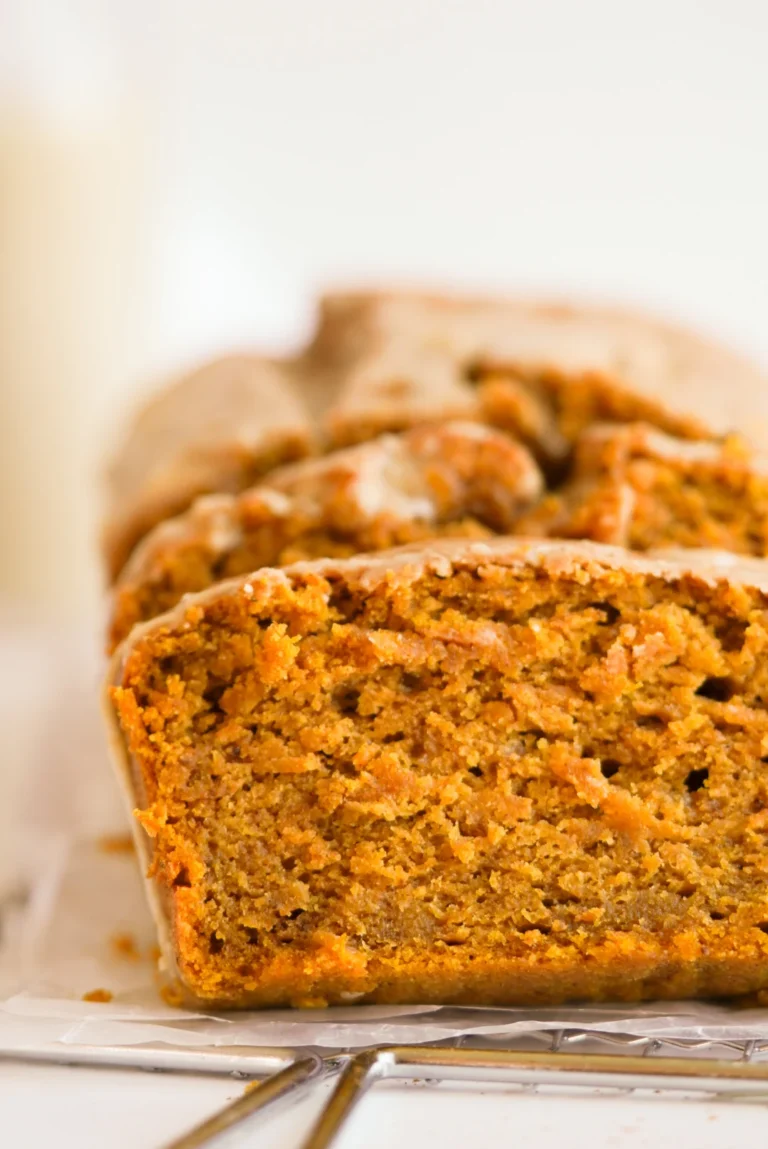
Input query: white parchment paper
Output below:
<box><xmin>4</xmin><ymin>839</ymin><xmax>768</xmax><ymax>1052</ymax></box>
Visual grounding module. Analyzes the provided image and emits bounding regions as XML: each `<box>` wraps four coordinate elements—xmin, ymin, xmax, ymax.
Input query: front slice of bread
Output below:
<box><xmin>109</xmin><ymin>537</ymin><xmax>768</xmax><ymax>1009</ymax></box>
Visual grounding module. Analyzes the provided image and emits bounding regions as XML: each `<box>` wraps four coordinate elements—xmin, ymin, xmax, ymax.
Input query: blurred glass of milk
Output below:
<box><xmin>0</xmin><ymin>2</ymin><xmax>145</xmax><ymax>889</ymax></box>
<box><xmin>0</xmin><ymin>1</ymin><xmax>149</xmax><ymax>622</ymax></box>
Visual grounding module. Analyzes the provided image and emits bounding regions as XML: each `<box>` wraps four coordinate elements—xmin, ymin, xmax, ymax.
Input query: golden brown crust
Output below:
<box><xmin>315</xmin><ymin>290</ymin><xmax>766</xmax><ymax>449</ymax></box>
<box><xmin>103</xmin><ymin>356</ymin><xmax>315</xmax><ymax>580</ymax></box>
<box><xmin>109</xmin><ymin>537</ymin><xmax>768</xmax><ymax>1009</ymax></box>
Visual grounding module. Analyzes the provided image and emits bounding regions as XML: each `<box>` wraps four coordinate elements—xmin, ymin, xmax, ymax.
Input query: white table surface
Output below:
<box><xmin>1</xmin><ymin>1058</ymin><xmax>765</xmax><ymax>1149</ymax></box>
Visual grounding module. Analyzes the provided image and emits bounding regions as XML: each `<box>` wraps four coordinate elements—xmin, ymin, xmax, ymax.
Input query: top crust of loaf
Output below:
<box><xmin>107</xmin><ymin>421</ymin><xmax>544</xmax><ymax>649</ymax></box>
<box><xmin>574</xmin><ymin>422</ymin><xmax>768</xmax><ymax>470</ymax></box>
<box><xmin>111</xmin><ymin>535</ymin><xmax>768</xmax><ymax>670</ymax></box>
<box><xmin>103</xmin><ymin>356</ymin><xmax>314</xmax><ymax>579</ymax></box>
<box><xmin>118</xmin><ymin>421</ymin><xmax>542</xmax><ymax>583</ymax></box>
<box><xmin>314</xmin><ymin>290</ymin><xmax>768</xmax><ymax>445</ymax></box>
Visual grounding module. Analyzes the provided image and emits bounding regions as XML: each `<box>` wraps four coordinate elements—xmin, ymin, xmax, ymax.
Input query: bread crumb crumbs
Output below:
<box><xmin>82</xmin><ymin>988</ymin><xmax>113</xmax><ymax>1003</ymax></box>
<box><xmin>97</xmin><ymin>834</ymin><xmax>135</xmax><ymax>855</ymax></box>
<box><xmin>111</xmin><ymin>931</ymin><xmax>140</xmax><ymax>961</ymax></box>
<box><xmin>161</xmin><ymin>982</ymin><xmax>185</xmax><ymax>1008</ymax></box>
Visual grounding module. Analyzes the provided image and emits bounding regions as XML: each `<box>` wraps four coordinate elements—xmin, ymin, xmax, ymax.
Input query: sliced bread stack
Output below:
<box><xmin>104</xmin><ymin>290</ymin><xmax>768</xmax><ymax>1010</ymax></box>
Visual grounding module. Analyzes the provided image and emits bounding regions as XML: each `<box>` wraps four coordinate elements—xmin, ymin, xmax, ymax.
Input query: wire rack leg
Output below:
<box><xmin>163</xmin><ymin>1054</ymin><xmax>325</xmax><ymax>1149</ymax></box>
<box><xmin>300</xmin><ymin>1051</ymin><xmax>381</xmax><ymax>1149</ymax></box>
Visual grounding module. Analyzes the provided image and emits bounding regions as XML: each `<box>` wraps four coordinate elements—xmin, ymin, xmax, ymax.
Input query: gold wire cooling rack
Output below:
<box><xmin>6</xmin><ymin>1020</ymin><xmax>768</xmax><ymax>1146</ymax></box>
<box><xmin>153</xmin><ymin>1028</ymin><xmax>768</xmax><ymax>1149</ymax></box>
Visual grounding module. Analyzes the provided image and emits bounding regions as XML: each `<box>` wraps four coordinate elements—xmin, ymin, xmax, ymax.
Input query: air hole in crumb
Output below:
<box><xmin>288</xmin><ymin>908</ymin><xmax>305</xmax><ymax>920</ymax></box>
<box><xmin>468</xmin><ymin>766</ymin><xmax>483</xmax><ymax>777</ymax></box>
<box><xmin>329</xmin><ymin>588</ymin><xmax>358</xmax><ymax>621</ymax></box>
<box><xmin>333</xmin><ymin>687</ymin><xmax>360</xmax><ymax>714</ymax></box>
<box><xmin>717</xmin><ymin>620</ymin><xmax>748</xmax><ymax>653</ymax></box>
<box><xmin>282</xmin><ymin>858</ymin><xmax>297</xmax><ymax>872</ymax></box>
<box><xmin>696</xmin><ymin>676</ymin><xmax>736</xmax><ymax>702</ymax></box>
<box><xmin>590</xmin><ymin>602</ymin><xmax>620</xmax><ymax>626</ymax></box>
<box><xmin>205</xmin><ymin>684</ymin><xmax>226</xmax><ymax>708</ymax></box>
<box><xmin>710</xmin><ymin>910</ymin><xmax>726</xmax><ymax>921</ymax></box>
<box><xmin>209</xmin><ymin>933</ymin><xmax>224</xmax><ymax>955</ymax></box>
<box><xmin>637</xmin><ymin>715</ymin><xmax>664</xmax><ymax>729</ymax></box>
<box><xmin>257</xmin><ymin>617</ymin><xmax>271</xmax><ymax>630</ymax></box>
<box><xmin>445</xmin><ymin>940</ymin><xmax>465</xmax><ymax>947</ymax></box>
<box><xmin>382</xmin><ymin>733</ymin><xmax>405</xmax><ymax>744</ymax></box>
<box><xmin>244</xmin><ymin>927</ymin><xmax>260</xmax><ymax>945</ymax></box>
<box><xmin>401</xmin><ymin>673</ymin><xmax>423</xmax><ymax>692</ymax></box>
<box><xmin>600</xmin><ymin>759</ymin><xmax>620</xmax><ymax>779</ymax></box>
<box><xmin>172</xmin><ymin>867</ymin><xmax>191</xmax><ymax>888</ymax></box>
<box><xmin>758</xmin><ymin>923</ymin><xmax>768</xmax><ymax>935</ymax></box>
<box><xmin>685</xmin><ymin>767</ymin><xmax>709</xmax><ymax>792</ymax></box>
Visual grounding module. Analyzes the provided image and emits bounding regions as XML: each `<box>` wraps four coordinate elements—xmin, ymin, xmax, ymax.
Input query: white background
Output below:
<box><xmin>1</xmin><ymin>0</ymin><xmax>767</xmax><ymax>618</ymax></box>
<box><xmin>1</xmin><ymin>6</ymin><xmax>768</xmax><ymax>1141</ymax></box>
<box><xmin>2</xmin><ymin>1060</ymin><xmax>766</xmax><ymax>1149</ymax></box>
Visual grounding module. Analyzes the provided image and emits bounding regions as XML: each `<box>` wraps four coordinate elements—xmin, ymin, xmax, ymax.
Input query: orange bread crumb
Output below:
<box><xmin>82</xmin><ymin>988</ymin><xmax>113</xmax><ymax>1003</ymax></box>
<box><xmin>110</xmin><ymin>932</ymin><xmax>140</xmax><ymax>961</ymax></box>
<box><xmin>98</xmin><ymin>833</ymin><xmax>135</xmax><ymax>855</ymax></box>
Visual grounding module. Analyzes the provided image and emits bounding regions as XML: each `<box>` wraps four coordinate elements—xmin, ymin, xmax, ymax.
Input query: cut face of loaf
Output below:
<box><xmin>518</xmin><ymin>423</ymin><xmax>768</xmax><ymax>555</ymax></box>
<box><xmin>109</xmin><ymin>537</ymin><xmax>768</xmax><ymax>1009</ymax></box>
<box><xmin>108</xmin><ymin>423</ymin><xmax>542</xmax><ymax>651</ymax></box>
